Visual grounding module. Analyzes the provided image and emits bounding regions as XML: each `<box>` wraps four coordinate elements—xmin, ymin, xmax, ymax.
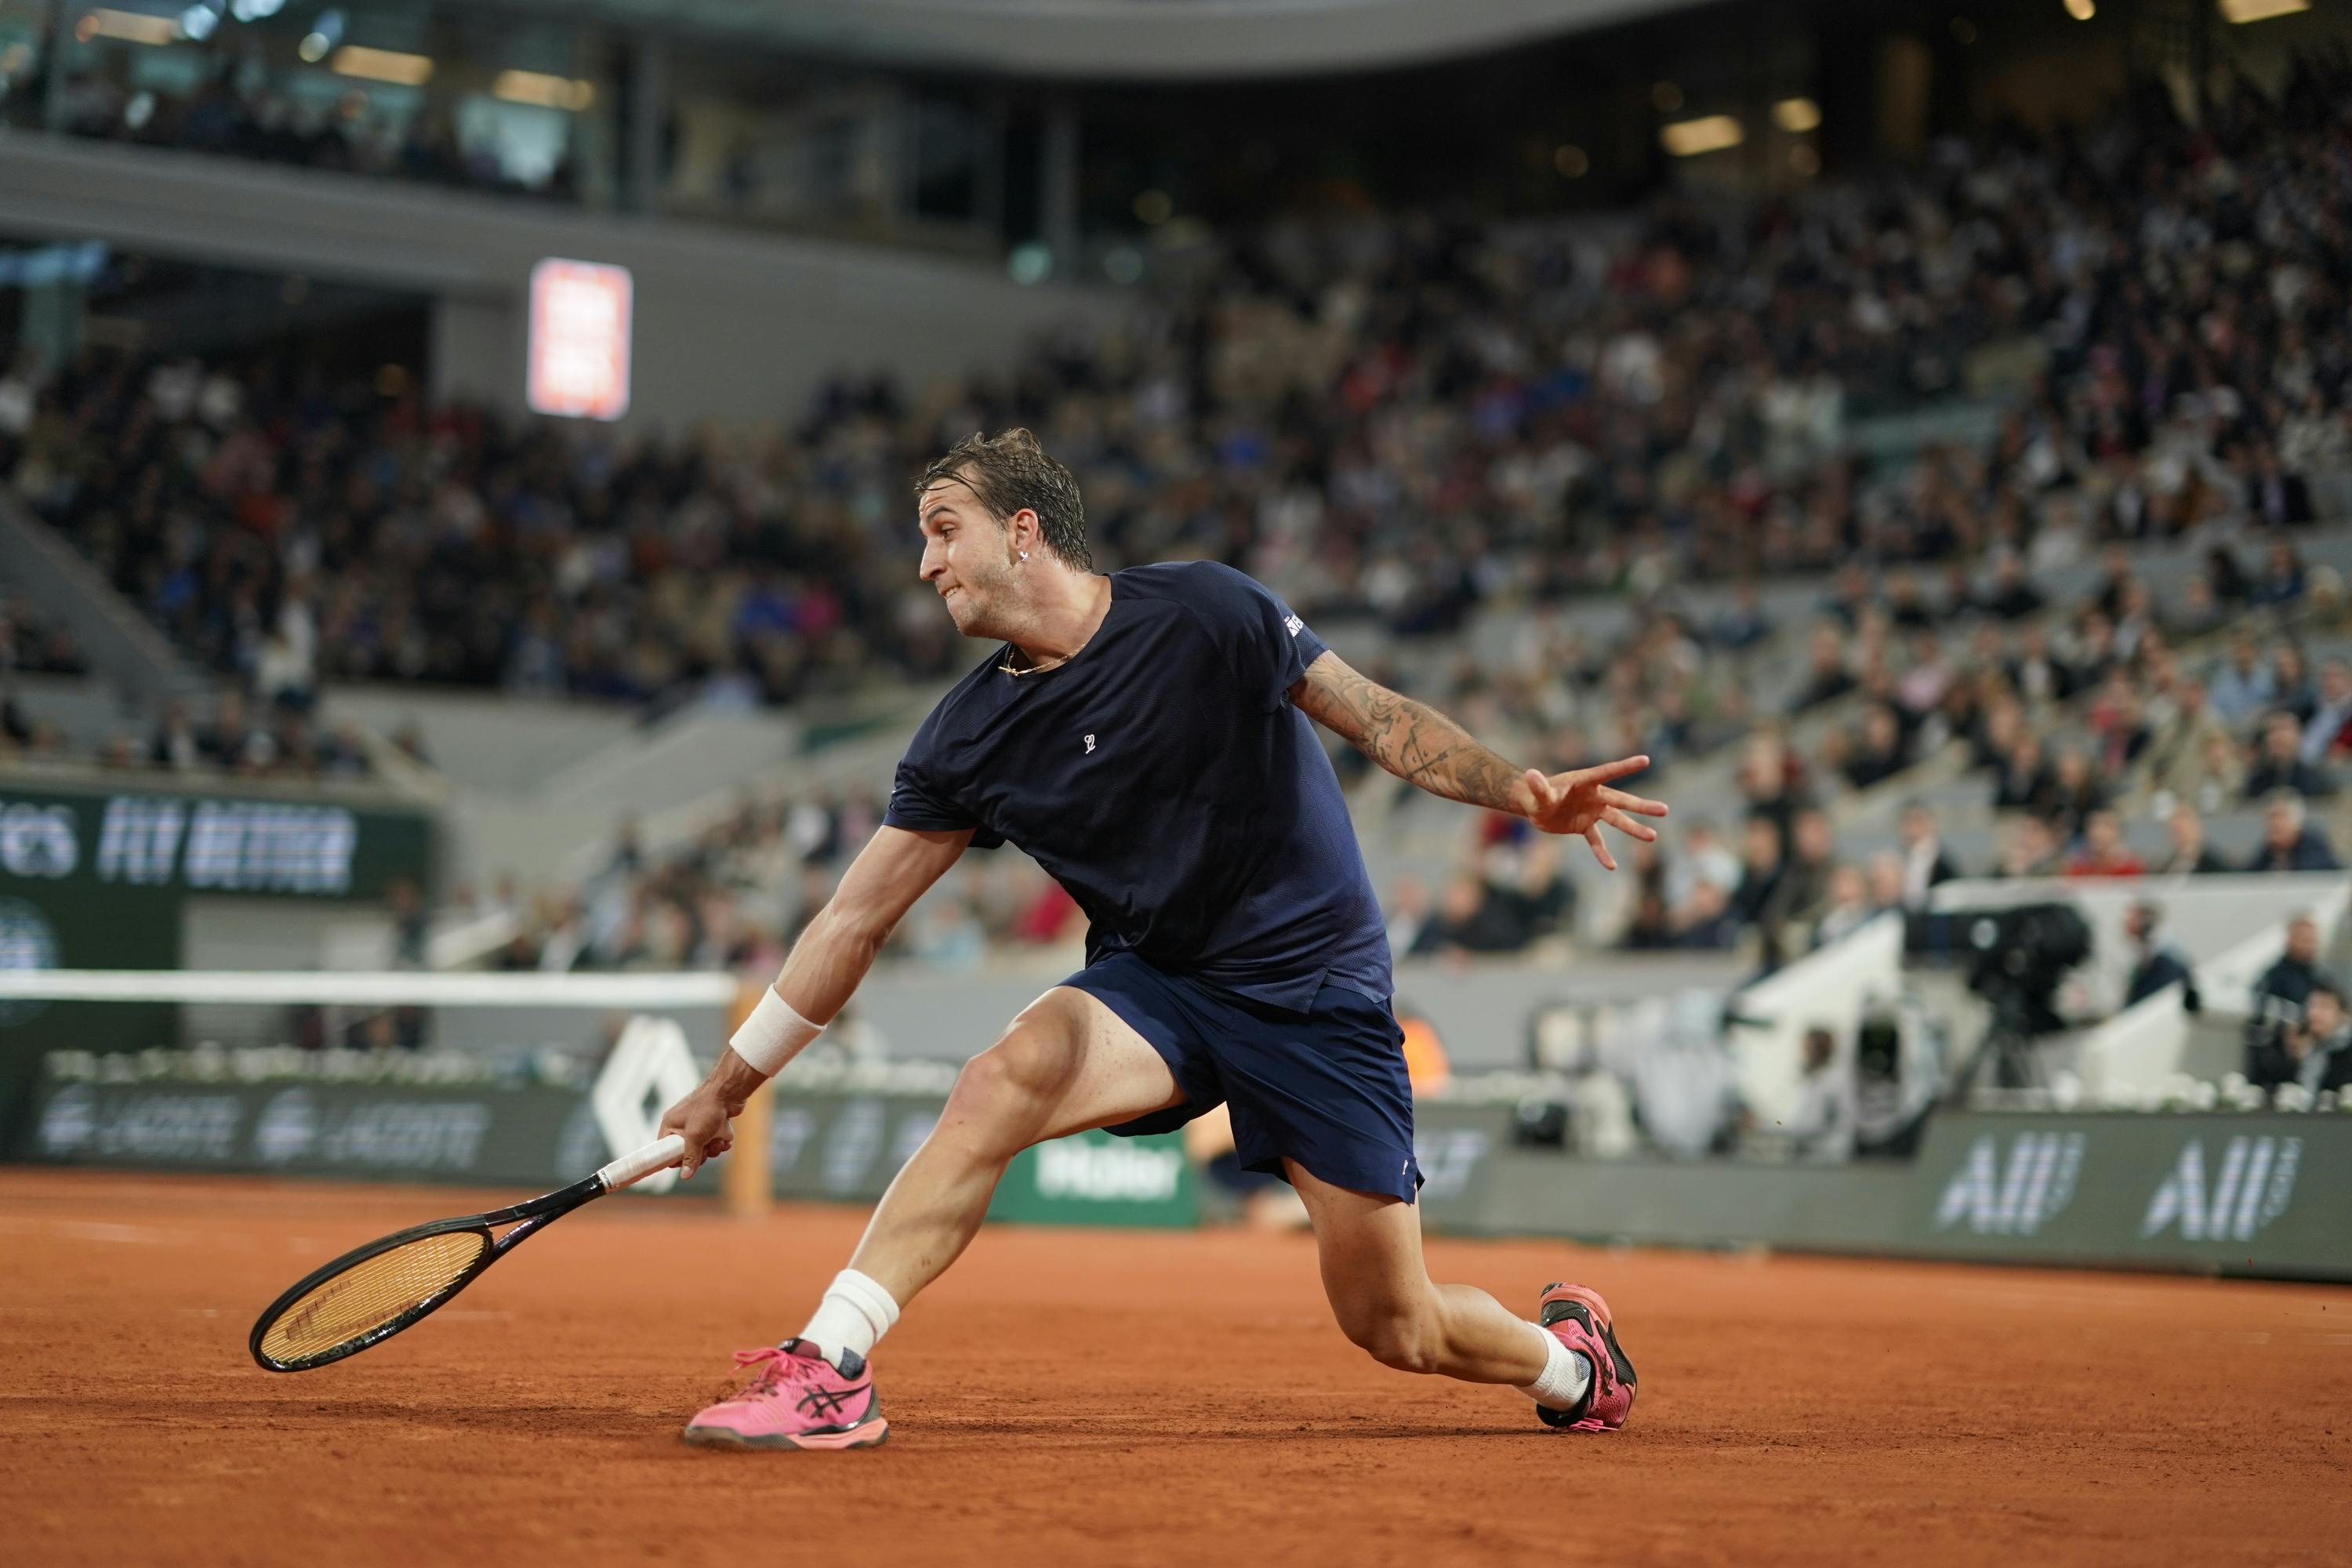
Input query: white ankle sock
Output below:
<box><xmin>1515</xmin><ymin>1320</ymin><xmax>1593</xmax><ymax>1411</ymax></box>
<box><xmin>797</xmin><ymin>1269</ymin><xmax>900</xmax><ymax>1367</ymax></box>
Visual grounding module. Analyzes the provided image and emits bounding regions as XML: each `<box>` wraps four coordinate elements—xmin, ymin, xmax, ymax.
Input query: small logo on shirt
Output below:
<box><xmin>1083</xmin><ymin>733</ymin><xmax>1097</xmax><ymax>754</ymax></box>
<box><xmin>1283</xmin><ymin>613</ymin><xmax>1305</xmax><ymax>637</ymax></box>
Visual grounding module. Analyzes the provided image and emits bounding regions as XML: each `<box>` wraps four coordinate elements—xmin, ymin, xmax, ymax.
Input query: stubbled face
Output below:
<box><xmin>917</xmin><ymin>477</ymin><xmax>1022</xmax><ymax>639</ymax></box>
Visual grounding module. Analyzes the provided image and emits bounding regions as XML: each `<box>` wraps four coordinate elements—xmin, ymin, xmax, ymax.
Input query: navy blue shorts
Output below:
<box><xmin>1064</xmin><ymin>951</ymin><xmax>1422</xmax><ymax>1203</ymax></box>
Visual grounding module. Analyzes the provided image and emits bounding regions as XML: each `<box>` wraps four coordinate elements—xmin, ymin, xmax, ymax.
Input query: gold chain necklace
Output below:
<box><xmin>997</xmin><ymin>648</ymin><xmax>1073</xmax><ymax>677</ymax></box>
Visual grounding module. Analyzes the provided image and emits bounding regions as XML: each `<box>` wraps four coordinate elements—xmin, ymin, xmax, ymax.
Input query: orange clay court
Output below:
<box><xmin>2</xmin><ymin>1167</ymin><xmax>2347</xmax><ymax>1568</ymax></box>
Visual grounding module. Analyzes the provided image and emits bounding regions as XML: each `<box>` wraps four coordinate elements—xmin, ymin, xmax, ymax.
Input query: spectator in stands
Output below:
<box><xmin>1760</xmin><ymin>808</ymin><xmax>1835</xmax><ymax>943</ymax></box>
<box><xmin>1977</xmin><ymin>554</ymin><xmax>2045</xmax><ymax>622</ymax></box>
<box><xmin>2270</xmin><ymin>641</ymin><xmax>2319</xmax><ymax>724</ymax></box>
<box><xmin>2122</xmin><ymin>900</ymin><xmax>2200</xmax><ymax>1014</ymax></box>
<box><xmin>1997</xmin><ymin>815</ymin><xmax>2062</xmax><ymax>879</ymax></box>
<box><xmin>1414</xmin><ymin>873</ymin><xmax>1521</xmax><ymax>957</ymax></box>
<box><xmin>2086</xmin><ymin>672</ymin><xmax>2152</xmax><ymax>779</ymax></box>
<box><xmin>1621</xmin><ymin>887</ymin><xmax>1675</xmax><ymax>952</ymax></box>
<box><xmin>2006</xmin><ymin>622</ymin><xmax>2076</xmax><ymax>706</ymax></box>
<box><xmin>1788</xmin><ymin>624</ymin><xmax>1856</xmax><ymax>714</ymax></box>
<box><xmin>909</xmin><ymin>897</ymin><xmax>986</xmax><ymax>975</ymax></box>
<box><xmin>1384</xmin><ymin>875</ymin><xmax>1432</xmax><ymax>956</ymax></box>
<box><xmin>1730</xmin><ymin>815</ymin><xmax>1784</xmax><ymax>930</ymax></box>
<box><xmin>2299</xmin><ymin>660</ymin><xmax>2352</xmax><ymax>766</ymax></box>
<box><xmin>1842</xmin><ymin>706</ymin><xmax>1909</xmax><ymax>792</ymax></box>
<box><xmin>1753</xmin><ymin>728</ymin><xmax>1828</xmax><ymax>825</ymax></box>
<box><xmin>2245</xmin><ymin>712</ymin><xmax>2337</xmax><ymax>800</ymax></box>
<box><xmin>2137</xmin><ymin>676</ymin><xmax>2231</xmax><ymax>804</ymax></box>
<box><xmin>147</xmin><ymin>698</ymin><xmax>200</xmax><ymax>771</ymax></box>
<box><xmin>1666</xmin><ymin>818</ymin><xmax>1741</xmax><ymax>912</ymax></box>
<box><xmin>1895</xmin><ymin>801</ymin><xmax>1960</xmax><ymax>908</ymax></box>
<box><xmin>2205</xmin><ymin>546</ymin><xmax>2252</xmax><ymax>609</ymax></box>
<box><xmin>1712</xmin><ymin>583</ymin><xmax>1772</xmax><ymax>652</ymax></box>
<box><xmin>2155</xmin><ymin>804</ymin><xmax>2231</xmax><ymax>876</ymax></box>
<box><xmin>0</xmin><ymin>596</ymin><xmax>85</xmax><ymax>675</ymax></box>
<box><xmin>1673</xmin><ymin>880</ymin><xmax>1740</xmax><ymax>951</ymax></box>
<box><xmin>2185</xmin><ymin>728</ymin><xmax>2248</xmax><ymax>814</ymax></box>
<box><xmin>2247</xmin><ymin>793</ymin><xmax>2341</xmax><ymax>873</ymax></box>
<box><xmin>2043</xmin><ymin>748</ymin><xmax>2109</xmax><ymax>840</ymax></box>
<box><xmin>198</xmin><ymin>690</ymin><xmax>261</xmax><ymax>772</ymax></box>
<box><xmin>1495</xmin><ymin>839</ymin><xmax>1575</xmax><ymax>945</ymax></box>
<box><xmin>2247</xmin><ymin>539</ymin><xmax>2309</xmax><ymax>611</ymax></box>
<box><xmin>2067</xmin><ymin>810</ymin><xmax>2145</xmax><ymax>878</ymax></box>
<box><xmin>2173</xmin><ymin>577</ymin><xmax>2229</xmax><ymax>640</ymax></box>
<box><xmin>1813</xmin><ymin>864</ymin><xmax>1877</xmax><ymax>948</ymax></box>
<box><xmin>2209</xmin><ymin>634</ymin><xmax>2275</xmax><ymax>728</ymax></box>
<box><xmin>2249</xmin><ymin>982</ymin><xmax>2352</xmax><ymax>1101</ymax></box>
<box><xmin>2245</xmin><ymin>444</ymin><xmax>2316</xmax><ymax>530</ymax></box>
<box><xmin>1994</xmin><ymin>731</ymin><xmax>2052</xmax><ymax>814</ymax></box>
<box><xmin>1863</xmin><ymin>851</ymin><xmax>1907</xmax><ymax>918</ymax></box>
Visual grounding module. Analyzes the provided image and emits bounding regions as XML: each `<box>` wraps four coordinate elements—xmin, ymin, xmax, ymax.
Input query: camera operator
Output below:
<box><xmin>1853</xmin><ymin>1004</ymin><xmax>1935</xmax><ymax>1157</ymax></box>
<box><xmin>2245</xmin><ymin>913</ymin><xmax>2326</xmax><ymax>1079</ymax></box>
<box><xmin>2122</xmin><ymin>899</ymin><xmax>2200</xmax><ymax>1014</ymax></box>
<box><xmin>2249</xmin><ymin>981</ymin><xmax>2352</xmax><ymax>1099</ymax></box>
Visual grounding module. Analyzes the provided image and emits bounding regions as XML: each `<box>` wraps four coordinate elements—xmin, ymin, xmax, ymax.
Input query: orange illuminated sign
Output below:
<box><xmin>527</xmin><ymin>258</ymin><xmax>632</xmax><ymax>421</ymax></box>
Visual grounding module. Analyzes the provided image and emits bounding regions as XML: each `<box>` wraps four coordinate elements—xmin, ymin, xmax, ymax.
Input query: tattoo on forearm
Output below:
<box><xmin>1301</xmin><ymin>657</ymin><xmax>1524</xmax><ymax>811</ymax></box>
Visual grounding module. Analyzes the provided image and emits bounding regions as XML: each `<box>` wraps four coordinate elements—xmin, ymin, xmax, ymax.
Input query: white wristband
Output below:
<box><xmin>729</xmin><ymin>986</ymin><xmax>824</xmax><ymax>1076</ymax></box>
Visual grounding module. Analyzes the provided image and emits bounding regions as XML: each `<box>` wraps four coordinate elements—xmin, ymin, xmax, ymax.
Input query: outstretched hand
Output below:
<box><xmin>1513</xmin><ymin>754</ymin><xmax>1668</xmax><ymax>871</ymax></box>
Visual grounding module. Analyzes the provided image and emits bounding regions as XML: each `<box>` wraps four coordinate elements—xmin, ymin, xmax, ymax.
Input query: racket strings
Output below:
<box><xmin>258</xmin><ymin>1229</ymin><xmax>490</xmax><ymax>1365</ymax></box>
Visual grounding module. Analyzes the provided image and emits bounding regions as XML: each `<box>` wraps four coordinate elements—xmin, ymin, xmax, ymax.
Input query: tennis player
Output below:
<box><xmin>659</xmin><ymin>430</ymin><xmax>1666</xmax><ymax>1450</ymax></box>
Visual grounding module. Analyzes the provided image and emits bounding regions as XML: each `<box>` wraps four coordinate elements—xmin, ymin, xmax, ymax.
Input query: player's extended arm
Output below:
<box><xmin>661</xmin><ymin>823</ymin><xmax>972</xmax><ymax>1174</ymax></box>
<box><xmin>1289</xmin><ymin>648</ymin><xmax>1667</xmax><ymax>870</ymax></box>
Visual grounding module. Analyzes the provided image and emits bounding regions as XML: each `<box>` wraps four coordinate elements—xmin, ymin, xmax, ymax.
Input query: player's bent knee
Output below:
<box><xmin>946</xmin><ymin>1029</ymin><xmax>1079</xmax><ymax>1142</ymax></box>
<box><xmin>1339</xmin><ymin>1305</ymin><xmax>1446</xmax><ymax>1376</ymax></box>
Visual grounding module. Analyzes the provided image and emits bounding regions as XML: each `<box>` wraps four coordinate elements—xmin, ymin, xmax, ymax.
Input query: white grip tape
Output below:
<box><xmin>729</xmin><ymin>985</ymin><xmax>824</xmax><ymax>1076</ymax></box>
<box><xmin>596</xmin><ymin>1133</ymin><xmax>687</xmax><ymax>1192</ymax></box>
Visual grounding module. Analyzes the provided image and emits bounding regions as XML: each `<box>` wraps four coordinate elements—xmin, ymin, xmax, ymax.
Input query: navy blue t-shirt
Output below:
<box><xmin>883</xmin><ymin>561</ymin><xmax>1392</xmax><ymax>1012</ymax></box>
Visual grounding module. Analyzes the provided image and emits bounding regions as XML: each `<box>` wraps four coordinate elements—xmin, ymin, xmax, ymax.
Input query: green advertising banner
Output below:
<box><xmin>990</xmin><ymin>1127</ymin><xmax>1198</xmax><ymax>1229</ymax></box>
<box><xmin>1908</xmin><ymin>1111</ymin><xmax>2352</xmax><ymax>1278</ymax></box>
<box><xmin>11</xmin><ymin>1050</ymin><xmax>2343</xmax><ymax>1281</ymax></box>
<box><xmin>0</xmin><ymin>777</ymin><xmax>437</xmax><ymax>1143</ymax></box>
<box><xmin>15</xmin><ymin>1074</ymin><xmax>603</xmax><ymax>1189</ymax></box>
<box><xmin>0</xmin><ymin>782</ymin><xmax>433</xmax><ymax>902</ymax></box>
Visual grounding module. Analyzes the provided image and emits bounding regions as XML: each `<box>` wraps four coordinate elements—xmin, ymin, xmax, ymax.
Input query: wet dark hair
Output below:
<box><xmin>915</xmin><ymin>428</ymin><xmax>1092</xmax><ymax>571</ymax></box>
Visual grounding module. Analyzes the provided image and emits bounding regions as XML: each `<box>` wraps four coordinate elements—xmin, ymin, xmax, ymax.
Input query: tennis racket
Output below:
<box><xmin>249</xmin><ymin>1133</ymin><xmax>686</xmax><ymax>1373</ymax></box>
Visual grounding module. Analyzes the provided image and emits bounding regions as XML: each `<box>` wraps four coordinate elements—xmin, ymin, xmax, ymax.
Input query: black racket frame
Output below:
<box><xmin>249</xmin><ymin>1167</ymin><xmax>611</xmax><ymax>1373</ymax></box>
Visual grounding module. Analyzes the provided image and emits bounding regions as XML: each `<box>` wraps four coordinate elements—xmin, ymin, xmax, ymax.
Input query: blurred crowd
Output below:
<box><xmin>470</xmin><ymin>790</ymin><xmax>1092</xmax><ymax>979</ymax></box>
<box><xmin>4</xmin><ymin>58</ymin><xmax>2350</xmax><ymax>720</ymax></box>
<box><xmin>1363</xmin><ymin>519</ymin><xmax>2347</xmax><ymax>974</ymax></box>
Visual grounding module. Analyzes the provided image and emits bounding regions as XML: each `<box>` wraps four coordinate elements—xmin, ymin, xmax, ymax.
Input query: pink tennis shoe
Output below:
<box><xmin>681</xmin><ymin>1340</ymin><xmax>888</xmax><ymax>1451</ymax></box>
<box><xmin>1534</xmin><ymin>1283</ymin><xmax>1637</xmax><ymax>1433</ymax></box>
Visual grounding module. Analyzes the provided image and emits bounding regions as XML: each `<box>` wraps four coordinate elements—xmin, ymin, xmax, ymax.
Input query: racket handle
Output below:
<box><xmin>596</xmin><ymin>1134</ymin><xmax>688</xmax><ymax>1192</ymax></box>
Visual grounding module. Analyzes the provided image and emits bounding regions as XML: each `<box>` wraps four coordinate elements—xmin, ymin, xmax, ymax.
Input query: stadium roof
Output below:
<box><xmin>544</xmin><ymin>0</ymin><xmax>1704</xmax><ymax>80</ymax></box>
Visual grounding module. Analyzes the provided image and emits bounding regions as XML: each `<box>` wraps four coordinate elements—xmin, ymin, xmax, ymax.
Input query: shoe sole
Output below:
<box><xmin>681</xmin><ymin>1419</ymin><xmax>890</xmax><ymax>1452</ymax></box>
